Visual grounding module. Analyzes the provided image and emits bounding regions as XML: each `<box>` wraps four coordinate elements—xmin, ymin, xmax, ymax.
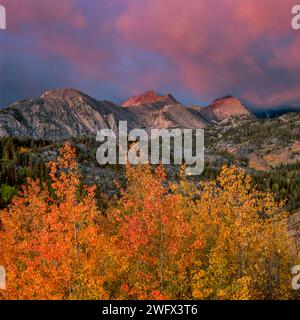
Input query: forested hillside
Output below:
<box><xmin>1</xmin><ymin>112</ymin><xmax>299</xmax><ymax>213</ymax></box>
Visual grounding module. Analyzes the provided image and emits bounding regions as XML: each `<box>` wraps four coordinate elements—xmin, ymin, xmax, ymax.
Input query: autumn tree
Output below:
<box><xmin>0</xmin><ymin>143</ymin><xmax>107</xmax><ymax>299</ymax></box>
<box><xmin>107</xmin><ymin>165</ymin><xmax>200</xmax><ymax>299</ymax></box>
<box><xmin>189</xmin><ymin>165</ymin><xmax>298</xmax><ymax>300</ymax></box>
<box><xmin>0</xmin><ymin>145</ymin><xmax>298</xmax><ymax>300</ymax></box>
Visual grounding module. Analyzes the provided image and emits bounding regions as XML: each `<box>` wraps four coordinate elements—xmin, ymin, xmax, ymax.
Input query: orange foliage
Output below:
<box><xmin>0</xmin><ymin>143</ymin><xmax>106</xmax><ymax>299</ymax></box>
<box><xmin>108</xmin><ymin>165</ymin><xmax>199</xmax><ymax>299</ymax></box>
<box><xmin>0</xmin><ymin>144</ymin><xmax>298</xmax><ymax>300</ymax></box>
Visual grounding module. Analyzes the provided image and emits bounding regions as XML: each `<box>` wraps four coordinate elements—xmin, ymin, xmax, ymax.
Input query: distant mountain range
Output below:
<box><xmin>0</xmin><ymin>88</ymin><xmax>298</xmax><ymax>140</ymax></box>
<box><xmin>253</xmin><ymin>105</ymin><xmax>300</xmax><ymax>119</ymax></box>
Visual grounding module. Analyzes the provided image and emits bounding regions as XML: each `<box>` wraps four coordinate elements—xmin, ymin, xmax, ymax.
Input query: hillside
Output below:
<box><xmin>0</xmin><ymin>110</ymin><xmax>299</xmax><ymax>212</ymax></box>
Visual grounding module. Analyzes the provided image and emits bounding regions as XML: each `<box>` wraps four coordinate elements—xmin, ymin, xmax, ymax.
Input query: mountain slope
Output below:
<box><xmin>0</xmin><ymin>89</ymin><xmax>138</xmax><ymax>140</ymax></box>
<box><xmin>124</xmin><ymin>102</ymin><xmax>208</xmax><ymax>129</ymax></box>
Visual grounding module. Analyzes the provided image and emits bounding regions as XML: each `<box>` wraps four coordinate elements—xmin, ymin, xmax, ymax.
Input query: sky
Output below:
<box><xmin>0</xmin><ymin>0</ymin><xmax>300</xmax><ymax>108</ymax></box>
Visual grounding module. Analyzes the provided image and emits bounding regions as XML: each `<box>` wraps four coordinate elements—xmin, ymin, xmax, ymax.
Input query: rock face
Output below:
<box><xmin>200</xmin><ymin>95</ymin><xmax>252</xmax><ymax>122</ymax></box>
<box><xmin>122</xmin><ymin>90</ymin><xmax>179</xmax><ymax>107</ymax></box>
<box><xmin>127</xmin><ymin>103</ymin><xmax>208</xmax><ymax>129</ymax></box>
<box><xmin>0</xmin><ymin>89</ymin><xmax>138</xmax><ymax>140</ymax></box>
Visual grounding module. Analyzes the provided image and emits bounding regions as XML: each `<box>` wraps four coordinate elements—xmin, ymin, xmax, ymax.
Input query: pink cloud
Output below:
<box><xmin>2</xmin><ymin>0</ymin><xmax>300</xmax><ymax>107</ymax></box>
<box><xmin>117</xmin><ymin>0</ymin><xmax>300</xmax><ymax>106</ymax></box>
<box><xmin>2</xmin><ymin>0</ymin><xmax>86</xmax><ymax>31</ymax></box>
<box><xmin>1</xmin><ymin>0</ymin><xmax>116</xmax><ymax>80</ymax></box>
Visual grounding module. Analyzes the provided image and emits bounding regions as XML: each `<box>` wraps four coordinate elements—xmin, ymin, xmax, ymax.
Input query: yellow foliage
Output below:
<box><xmin>0</xmin><ymin>147</ymin><xmax>298</xmax><ymax>300</ymax></box>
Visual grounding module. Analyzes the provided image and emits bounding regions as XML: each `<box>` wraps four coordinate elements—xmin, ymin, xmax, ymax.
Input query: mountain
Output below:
<box><xmin>254</xmin><ymin>105</ymin><xmax>300</xmax><ymax>119</ymax></box>
<box><xmin>0</xmin><ymin>89</ymin><xmax>138</xmax><ymax>140</ymax></box>
<box><xmin>2</xmin><ymin>88</ymin><xmax>295</xmax><ymax>141</ymax></box>
<box><xmin>199</xmin><ymin>95</ymin><xmax>252</xmax><ymax>122</ymax></box>
<box><xmin>0</xmin><ymin>89</ymin><xmax>299</xmax><ymax>213</ymax></box>
<box><xmin>0</xmin><ymin>89</ymin><xmax>210</xmax><ymax>140</ymax></box>
<box><xmin>122</xmin><ymin>98</ymin><xmax>208</xmax><ymax>129</ymax></box>
<box><xmin>122</xmin><ymin>90</ymin><xmax>179</xmax><ymax>107</ymax></box>
<box><xmin>121</xmin><ymin>91</ymin><xmax>252</xmax><ymax>129</ymax></box>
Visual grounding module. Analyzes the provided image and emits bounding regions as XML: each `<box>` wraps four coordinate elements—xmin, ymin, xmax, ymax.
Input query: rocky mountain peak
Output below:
<box><xmin>202</xmin><ymin>95</ymin><xmax>251</xmax><ymax>122</ymax></box>
<box><xmin>212</xmin><ymin>95</ymin><xmax>241</xmax><ymax>105</ymax></box>
<box><xmin>40</xmin><ymin>88</ymin><xmax>99</xmax><ymax>110</ymax></box>
<box><xmin>41</xmin><ymin>88</ymin><xmax>87</xmax><ymax>100</ymax></box>
<box><xmin>122</xmin><ymin>90</ymin><xmax>179</xmax><ymax>107</ymax></box>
